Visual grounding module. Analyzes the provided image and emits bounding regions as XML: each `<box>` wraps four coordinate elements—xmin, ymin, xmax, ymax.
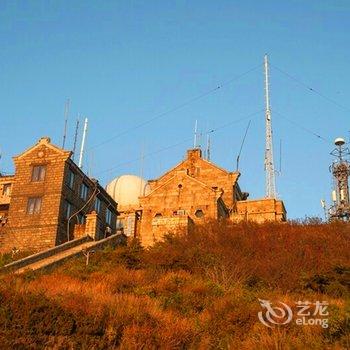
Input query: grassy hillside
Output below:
<box><xmin>0</xmin><ymin>221</ymin><xmax>349</xmax><ymax>349</ymax></box>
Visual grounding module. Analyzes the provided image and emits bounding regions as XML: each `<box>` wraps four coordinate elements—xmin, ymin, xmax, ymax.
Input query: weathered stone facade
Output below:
<box><xmin>233</xmin><ymin>198</ymin><xmax>286</xmax><ymax>223</ymax></box>
<box><xmin>1</xmin><ymin>138</ymin><xmax>286</xmax><ymax>252</ymax></box>
<box><xmin>0</xmin><ymin>175</ymin><xmax>13</xmax><ymax>224</ymax></box>
<box><xmin>0</xmin><ymin>137</ymin><xmax>118</xmax><ymax>253</ymax></box>
<box><xmin>137</xmin><ymin>148</ymin><xmax>286</xmax><ymax>246</ymax></box>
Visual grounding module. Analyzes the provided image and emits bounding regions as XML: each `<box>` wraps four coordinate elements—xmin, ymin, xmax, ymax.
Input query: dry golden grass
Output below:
<box><xmin>0</xmin><ymin>220</ymin><xmax>349</xmax><ymax>349</ymax></box>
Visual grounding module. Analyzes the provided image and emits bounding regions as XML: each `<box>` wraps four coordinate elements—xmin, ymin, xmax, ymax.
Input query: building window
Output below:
<box><xmin>173</xmin><ymin>209</ymin><xmax>185</xmax><ymax>216</ymax></box>
<box><xmin>78</xmin><ymin>213</ymin><xmax>86</xmax><ymax>224</ymax></box>
<box><xmin>31</xmin><ymin>165</ymin><xmax>46</xmax><ymax>182</ymax></box>
<box><xmin>106</xmin><ymin>208</ymin><xmax>113</xmax><ymax>226</ymax></box>
<box><xmin>195</xmin><ymin>209</ymin><xmax>204</xmax><ymax>218</ymax></box>
<box><xmin>27</xmin><ymin>197</ymin><xmax>42</xmax><ymax>214</ymax></box>
<box><xmin>154</xmin><ymin>213</ymin><xmax>162</xmax><ymax>218</ymax></box>
<box><xmin>67</xmin><ymin>169</ymin><xmax>75</xmax><ymax>189</ymax></box>
<box><xmin>65</xmin><ymin>200</ymin><xmax>73</xmax><ymax>219</ymax></box>
<box><xmin>94</xmin><ymin>197</ymin><xmax>101</xmax><ymax>213</ymax></box>
<box><xmin>80</xmin><ymin>183</ymin><xmax>89</xmax><ymax>200</ymax></box>
<box><xmin>2</xmin><ymin>184</ymin><xmax>11</xmax><ymax>196</ymax></box>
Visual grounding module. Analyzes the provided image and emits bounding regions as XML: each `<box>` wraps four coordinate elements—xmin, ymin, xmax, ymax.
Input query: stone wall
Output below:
<box><xmin>1</xmin><ymin>138</ymin><xmax>68</xmax><ymax>252</ymax></box>
<box><xmin>0</xmin><ymin>137</ymin><xmax>118</xmax><ymax>254</ymax></box>
<box><xmin>148</xmin><ymin>149</ymin><xmax>240</xmax><ymax>208</ymax></box>
<box><xmin>0</xmin><ymin>175</ymin><xmax>13</xmax><ymax>206</ymax></box>
<box><xmin>232</xmin><ymin>198</ymin><xmax>287</xmax><ymax>223</ymax></box>
<box><xmin>139</xmin><ymin>149</ymin><xmax>236</xmax><ymax>246</ymax></box>
<box><xmin>0</xmin><ymin>175</ymin><xmax>13</xmax><ymax>225</ymax></box>
<box><xmin>151</xmin><ymin>216</ymin><xmax>194</xmax><ymax>243</ymax></box>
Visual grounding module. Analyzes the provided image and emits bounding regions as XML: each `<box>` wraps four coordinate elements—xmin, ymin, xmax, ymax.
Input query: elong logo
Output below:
<box><xmin>258</xmin><ymin>299</ymin><xmax>329</xmax><ymax>328</ymax></box>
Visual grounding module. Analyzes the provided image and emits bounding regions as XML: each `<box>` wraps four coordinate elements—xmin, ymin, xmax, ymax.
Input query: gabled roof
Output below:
<box><xmin>13</xmin><ymin>137</ymin><xmax>71</xmax><ymax>160</ymax></box>
<box><xmin>150</xmin><ymin>148</ymin><xmax>240</xmax><ymax>184</ymax></box>
<box><xmin>144</xmin><ymin>172</ymin><xmax>217</xmax><ymax>198</ymax></box>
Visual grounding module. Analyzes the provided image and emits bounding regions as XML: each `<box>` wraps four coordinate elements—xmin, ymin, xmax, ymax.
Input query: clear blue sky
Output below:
<box><xmin>0</xmin><ymin>1</ymin><xmax>349</xmax><ymax>219</ymax></box>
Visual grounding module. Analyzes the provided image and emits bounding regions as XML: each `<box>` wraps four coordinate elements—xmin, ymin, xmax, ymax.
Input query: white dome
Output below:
<box><xmin>106</xmin><ymin>175</ymin><xmax>151</xmax><ymax>208</ymax></box>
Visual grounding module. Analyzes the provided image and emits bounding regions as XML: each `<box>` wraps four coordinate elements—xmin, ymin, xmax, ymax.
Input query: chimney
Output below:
<box><xmin>187</xmin><ymin>148</ymin><xmax>202</xmax><ymax>159</ymax></box>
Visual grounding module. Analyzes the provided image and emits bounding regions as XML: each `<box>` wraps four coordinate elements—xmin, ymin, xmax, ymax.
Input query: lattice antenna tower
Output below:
<box><xmin>264</xmin><ymin>54</ymin><xmax>277</xmax><ymax>198</ymax></box>
<box><xmin>329</xmin><ymin>137</ymin><xmax>350</xmax><ymax>221</ymax></box>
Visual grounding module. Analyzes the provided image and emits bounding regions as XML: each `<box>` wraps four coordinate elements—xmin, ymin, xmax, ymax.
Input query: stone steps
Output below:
<box><xmin>1</xmin><ymin>234</ymin><xmax>126</xmax><ymax>274</ymax></box>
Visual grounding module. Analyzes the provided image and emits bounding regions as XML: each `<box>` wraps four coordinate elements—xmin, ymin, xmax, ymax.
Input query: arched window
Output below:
<box><xmin>195</xmin><ymin>209</ymin><xmax>204</xmax><ymax>218</ymax></box>
<box><xmin>154</xmin><ymin>213</ymin><xmax>162</xmax><ymax>218</ymax></box>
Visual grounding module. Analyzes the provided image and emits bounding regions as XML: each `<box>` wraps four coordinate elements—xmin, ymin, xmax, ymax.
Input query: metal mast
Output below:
<box><xmin>264</xmin><ymin>54</ymin><xmax>276</xmax><ymax>198</ymax></box>
<box><xmin>72</xmin><ymin>118</ymin><xmax>80</xmax><ymax>161</ymax></box>
<box><xmin>194</xmin><ymin>119</ymin><xmax>198</xmax><ymax>148</ymax></box>
<box><xmin>62</xmin><ymin>99</ymin><xmax>70</xmax><ymax>149</ymax></box>
<box><xmin>78</xmin><ymin>117</ymin><xmax>88</xmax><ymax>169</ymax></box>
<box><xmin>329</xmin><ymin>137</ymin><xmax>350</xmax><ymax>221</ymax></box>
<box><xmin>206</xmin><ymin>133</ymin><xmax>211</xmax><ymax>161</ymax></box>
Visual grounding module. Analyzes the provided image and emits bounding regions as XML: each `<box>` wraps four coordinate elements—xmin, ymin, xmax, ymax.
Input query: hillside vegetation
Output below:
<box><xmin>0</xmin><ymin>221</ymin><xmax>349</xmax><ymax>349</ymax></box>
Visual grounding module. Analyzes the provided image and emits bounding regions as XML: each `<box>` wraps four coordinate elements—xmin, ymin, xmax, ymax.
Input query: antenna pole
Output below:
<box><xmin>62</xmin><ymin>99</ymin><xmax>70</xmax><ymax>149</ymax></box>
<box><xmin>78</xmin><ymin>117</ymin><xmax>88</xmax><ymax>169</ymax></box>
<box><xmin>236</xmin><ymin>120</ymin><xmax>251</xmax><ymax>172</ymax></box>
<box><xmin>206</xmin><ymin>133</ymin><xmax>211</xmax><ymax>161</ymax></box>
<box><xmin>194</xmin><ymin>120</ymin><xmax>198</xmax><ymax>148</ymax></box>
<box><xmin>264</xmin><ymin>54</ymin><xmax>276</xmax><ymax>198</ymax></box>
<box><xmin>72</xmin><ymin>118</ymin><xmax>80</xmax><ymax>161</ymax></box>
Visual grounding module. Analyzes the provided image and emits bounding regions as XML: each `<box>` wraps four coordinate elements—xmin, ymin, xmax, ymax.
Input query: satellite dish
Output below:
<box><xmin>334</xmin><ymin>137</ymin><xmax>345</xmax><ymax>146</ymax></box>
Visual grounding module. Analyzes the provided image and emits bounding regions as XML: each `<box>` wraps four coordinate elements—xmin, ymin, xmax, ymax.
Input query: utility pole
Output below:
<box><xmin>264</xmin><ymin>54</ymin><xmax>276</xmax><ymax>198</ymax></box>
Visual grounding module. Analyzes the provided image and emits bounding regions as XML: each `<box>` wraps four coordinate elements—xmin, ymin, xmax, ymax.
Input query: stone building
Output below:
<box><xmin>107</xmin><ymin>148</ymin><xmax>286</xmax><ymax>247</ymax></box>
<box><xmin>0</xmin><ymin>137</ymin><xmax>118</xmax><ymax>253</ymax></box>
<box><xmin>0</xmin><ymin>175</ymin><xmax>13</xmax><ymax>225</ymax></box>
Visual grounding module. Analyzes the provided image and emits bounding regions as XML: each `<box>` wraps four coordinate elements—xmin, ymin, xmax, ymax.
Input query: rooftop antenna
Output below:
<box><xmin>194</xmin><ymin>119</ymin><xmax>198</xmax><ymax>148</ymax></box>
<box><xmin>72</xmin><ymin>118</ymin><xmax>80</xmax><ymax>161</ymax></box>
<box><xmin>320</xmin><ymin>199</ymin><xmax>328</xmax><ymax>221</ymax></box>
<box><xmin>264</xmin><ymin>54</ymin><xmax>277</xmax><ymax>198</ymax></box>
<box><xmin>62</xmin><ymin>99</ymin><xmax>70</xmax><ymax>149</ymax></box>
<box><xmin>329</xmin><ymin>137</ymin><xmax>350</xmax><ymax>221</ymax></box>
<box><xmin>78</xmin><ymin>117</ymin><xmax>88</xmax><ymax>169</ymax></box>
<box><xmin>236</xmin><ymin>120</ymin><xmax>251</xmax><ymax>171</ymax></box>
<box><xmin>206</xmin><ymin>133</ymin><xmax>211</xmax><ymax>161</ymax></box>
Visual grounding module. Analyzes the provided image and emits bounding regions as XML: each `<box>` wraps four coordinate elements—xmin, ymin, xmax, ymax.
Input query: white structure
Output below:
<box><xmin>78</xmin><ymin>117</ymin><xmax>88</xmax><ymax>169</ymax></box>
<box><xmin>106</xmin><ymin>175</ymin><xmax>151</xmax><ymax>236</ymax></box>
<box><xmin>106</xmin><ymin>174</ymin><xmax>151</xmax><ymax>209</ymax></box>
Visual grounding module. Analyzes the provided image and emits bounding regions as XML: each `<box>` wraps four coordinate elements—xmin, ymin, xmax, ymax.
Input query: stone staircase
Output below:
<box><xmin>1</xmin><ymin>233</ymin><xmax>126</xmax><ymax>275</ymax></box>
